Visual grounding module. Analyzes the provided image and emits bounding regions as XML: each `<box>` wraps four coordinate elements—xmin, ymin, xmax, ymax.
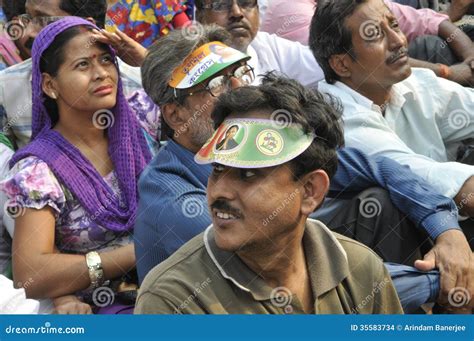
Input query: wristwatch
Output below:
<box><xmin>85</xmin><ymin>251</ymin><xmax>104</xmax><ymax>290</ymax></box>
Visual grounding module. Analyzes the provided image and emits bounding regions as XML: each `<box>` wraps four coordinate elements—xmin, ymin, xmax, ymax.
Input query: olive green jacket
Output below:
<box><xmin>136</xmin><ymin>219</ymin><xmax>403</xmax><ymax>314</ymax></box>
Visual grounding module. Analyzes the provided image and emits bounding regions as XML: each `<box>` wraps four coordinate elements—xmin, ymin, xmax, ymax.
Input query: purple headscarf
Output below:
<box><xmin>10</xmin><ymin>17</ymin><xmax>152</xmax><ymax>232</ymax></box>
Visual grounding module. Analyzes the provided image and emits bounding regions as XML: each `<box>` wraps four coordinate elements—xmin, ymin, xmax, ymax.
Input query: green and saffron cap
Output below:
<box><xmin>169</xmin><ymin>41</ymin><xmax>250</xmax><ymax>89</ymax></box>
<box><xmin>195</xmin><ymin>118</ymin><xmax>315</xmax><ymax>168</ymax></box>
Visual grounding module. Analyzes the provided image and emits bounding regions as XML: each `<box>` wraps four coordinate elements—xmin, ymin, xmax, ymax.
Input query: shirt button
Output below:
<box><xmin>284</xmin><ymin>305</ymin><xmax>293</xmax><ymax>314</ymax></box>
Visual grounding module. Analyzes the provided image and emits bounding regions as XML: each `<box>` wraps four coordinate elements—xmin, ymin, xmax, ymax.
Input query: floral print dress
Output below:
<box><xmin>0</xmin><ymin>156</ymin><xmax>132</xmax><ymax>254</ymax></box>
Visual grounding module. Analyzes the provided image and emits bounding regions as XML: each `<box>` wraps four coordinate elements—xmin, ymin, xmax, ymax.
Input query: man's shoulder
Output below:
<box><xmin>139</xmin><ymin>231</ymin><xmax>212</xmax><ymax>293</ymax></box>
<box><xmin>253</xmin><ymin>31</ymin><xmax>301</xmax><ymax>50</ymax></box>
<box><xmin>334</xmin><ymin>232</ymin><xmax>382</xmax><ymax>264</ymax></box>
<box><xmin>0</xmin><ymin>59</ymin><xmax>31</xmax><ymax>80</ymax></box>
<box><xmin>400</xmin><ymin>67</ymin><xmax>438</xmax><ymax>89</ymax></box>
<box><xmin>307</xmin><ymin>219</ymin><xmax>383</xmax><ymax>265</ymax></box>
<box><xmin>138</xmin><ymin>143</ymin><xmax>193</xmax><ymax>189</ymax></box>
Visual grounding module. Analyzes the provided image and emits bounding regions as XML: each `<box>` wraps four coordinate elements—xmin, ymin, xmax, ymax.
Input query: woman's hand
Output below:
<box><xmin>53</xmin><ymin>295</ymin><xmax>92</xmax><ymax>315</ymax></box>
<box><xmin>91</xmin><ymin>27</ymin><xmax>148</xmax><ymax>67</ymax></box>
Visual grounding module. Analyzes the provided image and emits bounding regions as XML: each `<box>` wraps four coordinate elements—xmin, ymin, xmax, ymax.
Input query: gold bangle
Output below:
<box><xmin>85</xmin><ymin>251</ymin><xmax>104</xmax><ymax>290</ymax></box>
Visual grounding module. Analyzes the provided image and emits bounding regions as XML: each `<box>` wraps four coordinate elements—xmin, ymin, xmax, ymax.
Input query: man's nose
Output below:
<box><xmin>229</xmin><ymin>76</ymin><xmax>243</xmax><ymax>89</ymax></box>
<box><xmin>229</xmin><ymin>0</ymin><xmax>244</xmax><ymax>18</ymax></box>
<box><xmin>386</xmin><ymin>25</ymin><xmax>406</xmax><ymax>51</ymax></box>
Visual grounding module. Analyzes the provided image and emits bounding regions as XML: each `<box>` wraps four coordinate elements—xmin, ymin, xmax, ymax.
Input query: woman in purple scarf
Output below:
<box><xmin>0</xmin><ymin>17</ymin><xmax>151</xmax><ymax>314</ymax></box>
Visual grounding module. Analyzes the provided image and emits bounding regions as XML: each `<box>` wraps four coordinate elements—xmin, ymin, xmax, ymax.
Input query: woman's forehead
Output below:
<box><xmin>61</xmin><ymin>32</ymin><xmax>110</xmax><ymax>59</ymax></box>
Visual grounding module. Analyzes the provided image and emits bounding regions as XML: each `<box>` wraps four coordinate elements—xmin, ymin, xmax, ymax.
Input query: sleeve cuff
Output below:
<box><xmin>420</xmin><ymin>210</ymin><xmax>461</xmax><ymax>240</ymax></box>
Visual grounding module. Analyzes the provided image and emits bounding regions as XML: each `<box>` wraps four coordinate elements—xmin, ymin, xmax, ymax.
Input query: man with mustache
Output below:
<box><xmin>311</xmin><ymin>0</ymin><xmax>474</xmax><ymax>310</ymax></box>
<box><xmin>135</xmin><ymin>74</ymin><xmax>406</xmax><ymax>314</ymax></box>
<box><xmin>135</xmin><ymin>24</ymin><xmax>474</xmax><ymax>313</ymax></box>
<box><xmin>194</xmin><ymin>0</ymin><xmax>324</xmax><ymax>88</ymax></box>
<box><xmin>260</xmin><ymin>0</ymin><xmax>474</xmax><ymax>86</ymax></box>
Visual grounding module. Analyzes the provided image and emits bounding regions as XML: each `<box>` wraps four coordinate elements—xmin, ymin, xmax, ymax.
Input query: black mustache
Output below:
<box><xmin>210</xmin><ymin>199</ymin><xmax>243</xmax><ymax>218</ymax></box>
<box><xmin>387</xmin><ymin>47</ymin><xmax>408</xmax><ymax>64</ymax></box>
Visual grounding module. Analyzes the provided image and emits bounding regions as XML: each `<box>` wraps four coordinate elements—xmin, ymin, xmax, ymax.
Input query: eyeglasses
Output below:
<box><xmin>202</xmin><ymin>0</ymin><xmax>258</xmax><ymax>12</ymax></box>
<box><xmin>176</xmin><ymin>64</ymin><xmax>255</xmax><ymax>99</ymax></box>
<box><xmin>16</xmin><ymin>14</ymin><xmax>68</xmax><ymax>28</ymax></box>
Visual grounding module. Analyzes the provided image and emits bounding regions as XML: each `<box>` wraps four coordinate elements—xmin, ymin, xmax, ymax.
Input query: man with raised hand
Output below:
<box><xmin>310</xmin><ymin>0</ymin><xmax>474</xmax><ymax>311</ymax></box>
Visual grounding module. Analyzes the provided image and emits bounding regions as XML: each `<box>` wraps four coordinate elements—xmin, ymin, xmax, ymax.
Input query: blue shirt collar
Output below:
<box><xmin>166</xmin><ymin>139</ymin><xmax>212</xmax><ymax>185</ymax></box>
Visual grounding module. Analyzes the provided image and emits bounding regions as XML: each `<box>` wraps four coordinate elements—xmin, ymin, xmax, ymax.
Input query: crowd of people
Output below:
<box><xmin>0</xmin><ymin>0</ymin><xmax>473</xmax><ymax>315</ymax></box>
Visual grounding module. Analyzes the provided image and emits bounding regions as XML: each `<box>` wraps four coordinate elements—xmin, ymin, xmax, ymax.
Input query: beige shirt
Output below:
<box><xmin>136</xmin><ymin>219</ymin><xmax>403</xmax><ymax>314</ymax></box>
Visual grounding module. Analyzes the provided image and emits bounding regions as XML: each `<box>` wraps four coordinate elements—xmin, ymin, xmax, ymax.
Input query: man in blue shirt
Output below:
<box><xmin>135</xmin><ymin>26</ymin><xmax>471</xmax><ymax>312</ymax></box>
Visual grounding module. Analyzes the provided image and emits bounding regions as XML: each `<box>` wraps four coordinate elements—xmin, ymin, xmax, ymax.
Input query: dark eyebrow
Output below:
<box><xmin>69</xmin><ymin>52</ymin><xmax>110</xmax><ymax>66</ymax></box>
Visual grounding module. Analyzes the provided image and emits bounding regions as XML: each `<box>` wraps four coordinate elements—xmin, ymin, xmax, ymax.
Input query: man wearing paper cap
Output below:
<box><xmin>136</xmin><ymin>74</ymin><xmax>403</xmax><ymax>314</ymax></box>
<box><xmin>135</xmin><ymin>25</ymin><xmax>468</xmax><ymax>313</ymax></box>
<box><xmin>135</xmin><ymin>25</ymin><xmax>256</xmax><ymax>282</ymax></box>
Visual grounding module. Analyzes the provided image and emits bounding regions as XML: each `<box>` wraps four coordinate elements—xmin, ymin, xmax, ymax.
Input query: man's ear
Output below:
<box><xmin>161</xmin><ymin>102</ymin><xmax>188</xmax><ymax>134</ymax></box>
<box><xmin>329</xmin><ymin>54</ymin><xmax>352</xmax><ymax>79</ymax></box>
<box><xmin>41</xmin><ymin>73</ymin><xmax>58</xmax><ymax>100</ymax></box>
<box><xmin>299</xmin><ymin>169</ymin><xmax>330</xmax><ymax>216</ymax></box>
<box><xmin>85</xmin><ymin>17</ymin><xmax>96</xmax><ymax>26</ymax></box>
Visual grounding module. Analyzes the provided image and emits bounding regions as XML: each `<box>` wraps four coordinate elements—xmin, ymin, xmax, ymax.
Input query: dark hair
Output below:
<box><xmin>2</xmin><ymin>0</ymin><xmax>26</xmax><ymax>21</ymax></box>
<box><xmin>59</xmin><ymin>0</ymin><xmax>107</xmax><ymax>28</ymax></box>
<box><xmin>194</xmin><ymin>0</ymin><xmax>204</xmax><ymax>9</ymax></box>
<box><xmin>212</xmin><ymin>72</ymin><xmax>344</xmax><ymax>179</ymax></box>
<box><xmin>39</xmin><ymin>25</ymin><xmax>105</xmax><ymax>125</ymax></box>
<box><xmin>309</xmin><ymin>0</ymin><xmax>367</xmax><ymax>84</ymax></box>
